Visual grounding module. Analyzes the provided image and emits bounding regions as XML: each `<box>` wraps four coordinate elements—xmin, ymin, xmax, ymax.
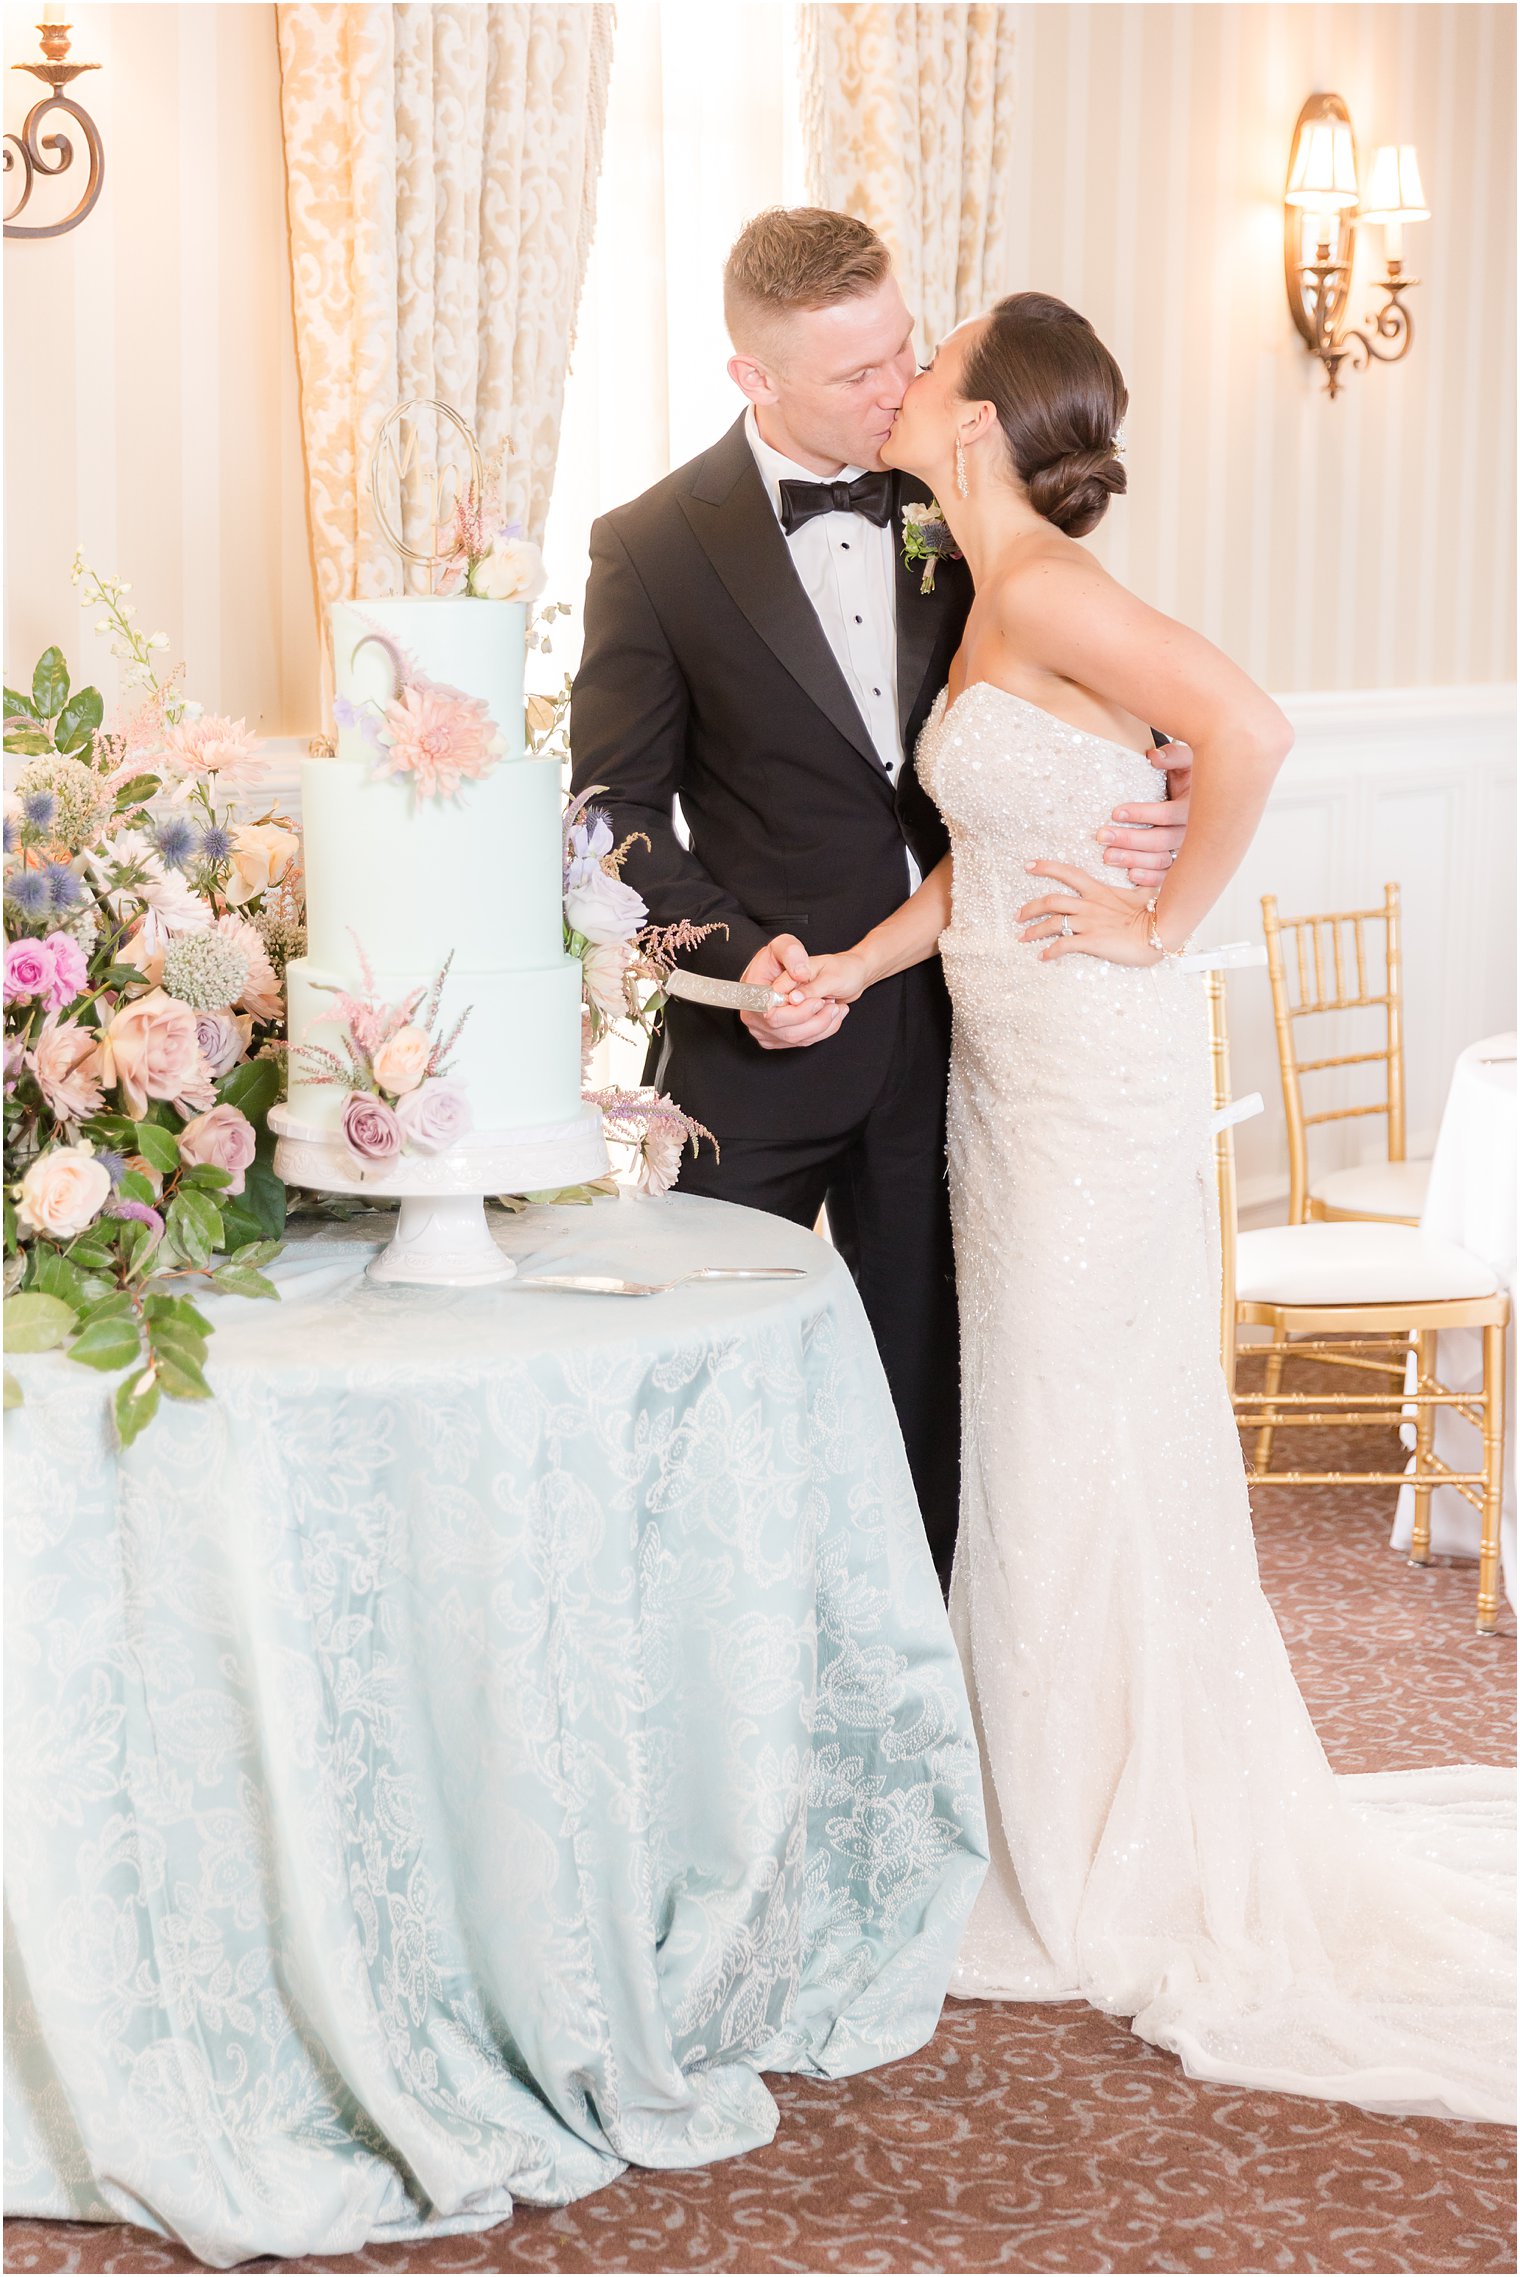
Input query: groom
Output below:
<box><xmin>569</xmin><ymin>207</ymin><xmax>1187</xmax><ymax>1579</ymax></box>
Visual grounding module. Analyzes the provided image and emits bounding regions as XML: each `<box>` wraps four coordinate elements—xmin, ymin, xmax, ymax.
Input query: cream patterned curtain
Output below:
<box><xmin>276</xmin><ymin>2</ymin><xmax>613</xmax><ymax>624</ymax></box>
<box><xmin>799</xmin><ymin>4</ymin><xmax>1016</xmax><ymax>349</ymax></box>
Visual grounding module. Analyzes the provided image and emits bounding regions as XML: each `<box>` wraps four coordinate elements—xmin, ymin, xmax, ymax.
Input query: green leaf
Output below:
<box><xmin>3</xmin><ymin>1369</ymin><xmax>21</xmax><ymax>1410</ymax></box>
<box><xmin>218</xmin><ymin>1057</ymin><xmax>280</xmax><ymax>1123</ymax></box>
<box><xmin>133</xmin><ymin>1122</ymin><xmax>181</xmax><ymax>1174</ymax></box>
<box><xmin>180</xmin><ymin>1163</ymin><xmax>232</xmax><ymax>1192</ymax></box>
<box><xmin>29</xmin><ymin>1251</ymin><xmax>88</xmax><ymax>1310</ymax></box>
<box><xmin>77</xmin><ymin>1290</ymin><xmax>134</xmax><ymax>1328</ymax></box>
<box><xmin>31</xmin><ymin>646</ymin><xmax>69</xmax><ymax>719</ymax></box>
<box><xmin>230</xmin><ymin>1239</ymin><xmax>281</xmax><ymax>1269</ymax></box>
<box><xmin>100</xmin><ymin>963</ymin><xmax>150</xmax><ymax>990</ymax></box>
<box><xmin>209</xmin><ymin>1265</ymin><xmax>278</xmax><ymax>1302</ymax></box>
<box><xmin>177</xmin><ymin>1187</ymin><xmax>224</xmax><ymax>1253</ymax></box>
<box><xmin>165</xmin><ymin>1194</ymin><xmax>212</xmax><ymax>1269</ymax></box>
<box><xmin>3</xmin><ymin>724</ymin><xmax>53</xmax><ymax>757</ymax></box>
<box><xmin>3</xmin><ymin>1195</ymin><xmax>17</xmax><ymax>1256</ymax></box>
<box><xmin>114</xmin><ymin>1371</ymin><xmax>160</xmax><ymax>1446</ymax></box>
<box><xmin>240</xmin><ymin>1160</ymin><xmax>286</xmax><ymax>1238</ymax></box>
<box><xmin>157</xmin><ymin>1345</ymin><xmax>212</xmax><ymax>1402</ymax></box>
<box><xmin>143</xmin><ymin>1292</ymin><xmax>211</xmax><ymax>1336</ymax></box>
<box><xmin>111</xmin><ymin>773</ymin><xmax>162</xmax><ymax>811</ymax></box>
<box><xmin>65</xmin><ymin>1232</ymin><xmax>117</xmax><ymax>1270</ymax></box>
<box><xmin>3</xmin><ymin>1291</ymin><xmax>77</xmax><ymax>1352</ymax></box>
<box><xmin>119</xmin><ymin>1220</ymin><xmax>161</xmax><ymax>1278</ymax></box>
<box><xmin>81</xmin><ymin>1113</ymin><xmax>139</xmax><ymax>1151</ymax></box>
<box><xmin>54</xmin><ymin>686</ymin><xmax>103</xmax><ymax>754</ymax></box>
<box><xmin>149</xmin><ymin>1321</ymin><xmax>209</xmax><ymax>1372</ymax></box>
<box><xmin>68</xmin><ymin>1316</ymin><xmax>143</xmax><ymax>1373</ymax></box>
<box><xmin>116</xmin><ymin>1170</ymin><xmax>158</xmax><ymax>1207</ymax></box>
<box><xmin>4</xmin><ymin>684</ymin><xmax>36</xmax><ymax>719</ymax></box>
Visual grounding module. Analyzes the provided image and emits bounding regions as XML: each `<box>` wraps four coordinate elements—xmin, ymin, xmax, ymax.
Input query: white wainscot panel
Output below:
<box><xmin>1209</xmin><ymin>686</ymin><xmax>1517</xmax><ymax>1217</ymax></box>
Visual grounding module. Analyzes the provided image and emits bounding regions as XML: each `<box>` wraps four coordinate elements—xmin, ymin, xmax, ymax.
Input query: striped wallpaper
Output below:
<box><xmin>2</xmin><ymin>4</ymin><xmax>1514</xmax><ymax>725</ymax></box>
<box><xmin>1000</xmin><ymin>2</ymin><xmax>1516</xmax><ymax>692</ymax></box>
<box><xmin>2</xmin><ymin>2</ymin><xmax>317</xmax><ymax>734</ymax></box>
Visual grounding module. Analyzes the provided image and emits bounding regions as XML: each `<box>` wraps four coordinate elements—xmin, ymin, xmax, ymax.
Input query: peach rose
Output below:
<box><xmin>177</xmin><ymin>1102</ymin><xmax>257</xmax><ymax>1195</ymax></box>
<box><xmin>29</xmin><ymin>1013</ymin><xmax>105</xmax><ymax>1124</ymax></box>
<box><xmin>223</xmin><ymin>822</ymin><xmax>300</xmax><ymax>908</ymax></box>
<box><xmin>17</xmin><ymin>1143</ymin><xmax>111</xmax><ymax>1241</ymax></box>
<box><xmin>370</xmin><ymin>1023</ymin><xmax>430</xmax><ymax>1096</ymax></box>
<box><xmin>99</xmin><ymin>987</ymin><xmax>216</xmax><ymax>1119</ymax></box>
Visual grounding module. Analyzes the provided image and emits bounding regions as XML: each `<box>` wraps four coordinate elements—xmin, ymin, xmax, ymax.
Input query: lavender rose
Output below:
<box><xmin>341</xmin><ymin>1089</ymin><xmax>401</xmax><ymax>1165</ymax></box>
<box><xmin>192</xmin><ymin>1009</ymin><xmax>250</xmax><ymax>1078</ymax></box>
<box><xmin>395</xmin><ymin>1078</ymin><xmax>471</xmax><ymax>1156</ymax></box>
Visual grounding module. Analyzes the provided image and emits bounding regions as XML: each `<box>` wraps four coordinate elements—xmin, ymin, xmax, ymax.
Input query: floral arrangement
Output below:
<box><xmin>900</xmin><ymin>497</ymin><xmax>962</xmax><ymax>595</ymax></box>
<box><xmin>437</xmin><ymin>468</ymin><xmax>547</xmax><ymax>605</ymax></box>
<box><xmin>3</xmin><ymin>557</ymin><xmax>301</xmax><ymax>1444</ymax></box>
<box><xmin>292</xmin><ymin>943</ymin><xmax>471</xmax><ymax>1169</ymax></box>
<box><xmin>561</xmin><ymin>790</ymin><xmax>716</xmax><ymax>1196</ymax></box>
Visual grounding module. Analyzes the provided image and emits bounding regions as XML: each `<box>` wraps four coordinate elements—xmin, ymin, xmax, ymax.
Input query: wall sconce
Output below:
<box><xmin>1284</xmin><ymin>92</ymin><xmax>1429</xmax><ymax>398</ymax></box>
<box><xmin>4</xmin><ymin>8</ymin><xmax>104</xmax><ymax>241</ymax></box>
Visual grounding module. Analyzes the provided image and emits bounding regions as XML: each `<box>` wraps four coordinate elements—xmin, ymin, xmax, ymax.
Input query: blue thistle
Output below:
<box><xmin>44</xmin><ymin>863</ymin><xmax>82</xmax><ymax>912</ymax></box>
<box><xmin>97</xmin><ymin>1150</ymin><xmax>127</xmax><ymax>1188</ymax></box>
<box><xmin>22</xmin><ymin>790</ymin><xmax>57</xmax><ymax>830</ymax></box>
<box><xmin>154</xmin><ymin>817</ymin><xmax>197</xmax><ymax>869</ymax></box>
<box><xmin>2</xmin><ymin>816</ymin><xmax>14</xmax><ymax>855</ymax></box>
<box><xmin>6</xmin><ymin>869</ymin><xmax>51</xmax><ymax>919</ymax></box>
<box><xmin>197</xmin><ymin>823</ymin><xmax>234</xmax><ymax>865</ymax></box>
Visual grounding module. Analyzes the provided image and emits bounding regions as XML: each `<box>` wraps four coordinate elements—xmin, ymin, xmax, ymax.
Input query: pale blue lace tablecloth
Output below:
<box><xmin>4</xmin><ymin>1193</ymin><xmax>987</xmax><ymax>2265</ymax></box>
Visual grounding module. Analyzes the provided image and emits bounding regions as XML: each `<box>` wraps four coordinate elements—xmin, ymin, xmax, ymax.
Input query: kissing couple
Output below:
<box><xmin>569</xmin><ymin>205</ymin><xmax>1513</xmax><ymax>2123</ymax></box>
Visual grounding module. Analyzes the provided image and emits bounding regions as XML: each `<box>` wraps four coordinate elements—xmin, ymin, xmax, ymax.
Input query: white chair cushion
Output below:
<box><xmin>1310</xmin><ymin>1156</ymin><xmax>1431</xmax><ymax>1220</ymax></box>
<box><xmin>1236</xmin><ymin>1220</ymin><xmax>1500</xmax><ymax>1307</ymax></box>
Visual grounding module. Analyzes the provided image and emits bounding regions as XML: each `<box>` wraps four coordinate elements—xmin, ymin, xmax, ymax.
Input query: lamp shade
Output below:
<box><xmin>1362</xmin><ymin>144</ymin><xmax>1429</xmax><ymax>222</ymax></box>
<box><xmin>1286</xmin><ymin>118</ymin><xmax>1359</xmax><ymax>208</ymax></box>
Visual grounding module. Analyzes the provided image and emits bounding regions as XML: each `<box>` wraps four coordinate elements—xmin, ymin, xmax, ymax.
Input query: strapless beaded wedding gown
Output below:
<box><xmin>916</xmin><ymin>680</ymin><xmax>1515</xmax><ymax>2123</ymax></box>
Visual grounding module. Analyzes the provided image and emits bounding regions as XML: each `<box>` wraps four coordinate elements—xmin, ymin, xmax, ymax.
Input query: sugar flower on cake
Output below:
<box><xmin>292</xmin><ymin>940</ymin><xmax>472</xmax><ymax>1169</ymax></box>
<box><xmin>372</xmin><ymin>679</ymin><xmax>506</xmax><ymax>802</ymax></box>
<box><xmin>469</xmin><ymin>537</ymin><xmax>546</xmax><ymax>604</ymax></box>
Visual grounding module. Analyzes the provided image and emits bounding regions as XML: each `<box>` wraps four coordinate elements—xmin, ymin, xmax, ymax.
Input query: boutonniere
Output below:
<box><xmin>900</xmin><ymin>498</ymin><xmax>962</xmax><ymax>595</ymax></box>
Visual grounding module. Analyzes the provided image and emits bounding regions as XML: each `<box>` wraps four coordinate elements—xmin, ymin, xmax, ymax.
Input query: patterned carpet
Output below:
<box><xmin>7</xmin><ymin>1388</ymin><xmax>1515</xmax><ymax>2274</ymax></box>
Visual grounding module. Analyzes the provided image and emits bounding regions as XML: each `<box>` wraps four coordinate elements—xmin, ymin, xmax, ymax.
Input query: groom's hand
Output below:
<box><xmin>740</xmin><ymin>935</ymin><xmax>849</xmax><ymax>1051</ymax></box>
<box><xmin>1096</xmin><ymin>744</ymin><xmax>1193</xmax><ymax>886</ymax></box>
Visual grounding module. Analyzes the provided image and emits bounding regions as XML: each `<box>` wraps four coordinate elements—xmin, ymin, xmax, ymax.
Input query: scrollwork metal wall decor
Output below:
<box><xmin>1284</xmin><ymin>93</ymin><xmax>1429</xmax><ymax>400</ymax></box>
<box><xmin>5</xmin><ymin>16</ymin><xmax>104</xmax><ymax>242</ymax></box>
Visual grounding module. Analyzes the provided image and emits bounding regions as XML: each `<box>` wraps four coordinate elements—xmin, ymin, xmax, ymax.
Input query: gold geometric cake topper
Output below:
<box><xmin>367</xmin><ymin>399</ymin><xmax>484</xmax><ymax>568</ymax></box>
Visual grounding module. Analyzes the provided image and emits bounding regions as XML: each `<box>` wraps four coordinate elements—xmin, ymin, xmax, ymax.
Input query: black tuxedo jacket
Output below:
<box><xmin>568</xmin><ymin>414</ymin><xmax>974</xmax><ymax>1143</ymax></box>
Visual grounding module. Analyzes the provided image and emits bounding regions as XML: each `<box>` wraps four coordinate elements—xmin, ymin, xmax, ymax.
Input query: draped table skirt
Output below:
<box><xmin>4</xmin><ymin>1193</ymin><xmax>987</xmax><ymax>2266</ymax></box>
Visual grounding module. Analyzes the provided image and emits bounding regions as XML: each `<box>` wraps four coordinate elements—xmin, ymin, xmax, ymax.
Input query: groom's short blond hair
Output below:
<box><xmin>724</xmin><ymin>207</ymin><xmax>892</xmax><ymax>356</ymax></box>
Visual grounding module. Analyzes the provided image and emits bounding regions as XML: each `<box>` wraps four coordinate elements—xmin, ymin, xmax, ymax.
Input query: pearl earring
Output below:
<box><xmin>954</xmin><ymin>436</ymin><xmax>969</xmax><ymax>498</ymax></box>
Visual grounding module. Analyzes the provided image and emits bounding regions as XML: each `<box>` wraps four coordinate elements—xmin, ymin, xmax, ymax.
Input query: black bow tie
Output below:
<box><xmin>777</xmin><ymin>470</ymin><xmax>894</xmax><ymax>536</ymax></box>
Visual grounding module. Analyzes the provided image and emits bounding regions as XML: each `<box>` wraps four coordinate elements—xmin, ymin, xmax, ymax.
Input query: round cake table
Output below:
<box><xmin>1391</xmin><ymin>1033</ymin><xmax>1517</xmax><ymax>1608</ymax></box>
<box><xmin>4</xmin><ymin>1193</ymin><xmax>986</xmax><ymax>2266</ymax></box>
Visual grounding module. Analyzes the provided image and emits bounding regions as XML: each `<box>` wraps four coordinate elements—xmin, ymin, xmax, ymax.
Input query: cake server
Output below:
<box><xmin>516</xmin><ymin>1268</ymin><xmax>809</xmax><ymax>1296</ymax></box>
<box><xmin>661</xmin><ymin>970</ymin><xmax>786</xmax><ymax>1013</ymax></box>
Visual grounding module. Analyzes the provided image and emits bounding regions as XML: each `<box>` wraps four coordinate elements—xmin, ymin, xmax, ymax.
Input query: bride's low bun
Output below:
<box><xmin>1026</xmin><ymin>446</ymin><xmax>1127</xmax><ymax>539</ymax></box>
<box><xmin>963</xmin><ymin>292</ymin><xmax>1128</xmax><ymax>537</ymax></box>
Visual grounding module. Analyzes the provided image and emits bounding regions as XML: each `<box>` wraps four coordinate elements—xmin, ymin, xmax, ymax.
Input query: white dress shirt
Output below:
<box><xmin>745</xmin><ymin>407</ymin><xmax>921</xmax><ymax>893</ymax></box>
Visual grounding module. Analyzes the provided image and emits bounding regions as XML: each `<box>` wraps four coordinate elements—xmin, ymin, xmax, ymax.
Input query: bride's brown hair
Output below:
<box><xmin>962</xmin><ymin>291</ymin><xmax>1128</xmax><ymax>538</ymax></box>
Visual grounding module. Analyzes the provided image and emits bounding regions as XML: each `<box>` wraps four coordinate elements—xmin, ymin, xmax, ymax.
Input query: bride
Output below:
<box><xmin>798</xmin><ymin>290</ymin><xmax>1515</xmax><ymax>2123</ymax></box>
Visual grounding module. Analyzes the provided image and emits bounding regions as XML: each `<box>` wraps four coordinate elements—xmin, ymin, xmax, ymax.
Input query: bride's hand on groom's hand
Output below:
<box><xmin>1095</xmin><ymin>745</ymin><xmax>1192</xmax><ymax>886</ymax></box>
<box><xmin>739</xmin><ymin>935</ymin><xmax>850</xmax><ymax>1051</ymax></box>
<box><xmin>1018</xmin><ymin>862</ymin><xmax>1159</xmax><ymax>967</ymax></box>
<box><xmin>795</xmin><ymin>949</ymin><xmax>873</xmax><ymax>1008</ymax></box>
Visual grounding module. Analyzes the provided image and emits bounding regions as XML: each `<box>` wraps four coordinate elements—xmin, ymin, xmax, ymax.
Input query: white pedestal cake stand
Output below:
<box><xmin>270</xmin><ymin>1104</ymin><xmax>610</xmax><ymax>1287</ymax></box>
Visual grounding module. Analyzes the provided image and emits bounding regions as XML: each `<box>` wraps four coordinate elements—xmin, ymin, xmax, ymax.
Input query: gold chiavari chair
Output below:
<box><xmin>1261</xmin><ymin>882</ymin><xmax>1431</xmax><ymax>1227</ymax></box>
<box><xmin>1209</xmin><ymin>971</ymin><xmax>1510</xmax><ymax>1637</ymax></box>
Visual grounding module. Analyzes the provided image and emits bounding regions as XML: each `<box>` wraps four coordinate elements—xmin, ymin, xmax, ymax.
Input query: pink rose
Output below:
<box><xmin>29</xmin><ymin>1012</ymin><xmax>105</xmax><ymax>1123</ymax></box>
<box><xmin>395</xmin><ymin>1079</ymin><xmax>471</xmax><ymax>1156</ymax></box>
<box><xmin>341</xmin><ymin>1090</ymin><xmax>401</xmax><ymax>1164</ymax></box>
<box><xmin>5</xmin><ymin>938</ymin><xmax>51</xmax><ymax>1003</ymax></box>
<box><xmin>193</xmin><ymin>1009</ymin><xmax>251</xmax><ymax>1078</ymax></box>
<box><xmin>39</xmin><ymin>930</ymin><xmax>88</xmax><ymax>1012</ymax></box>
<box><xmin>370</xmin><ymin>1023</ymin><xmax>430</xmax><ymax>1097</ymax></box>
<box><xmin>178</xmin><ymin>1101</ymin><xmax>257</xmax><ymax>1195</ymax></box>
<box><xmin>16</xmin><ymin>1143</ymin><xmax>111</xmax><ymax>1241</ymax></box>
<box><xmin>99</xmin><ymin>987</ymin><xmax>216</xmax><ymax>1119</ymax></box>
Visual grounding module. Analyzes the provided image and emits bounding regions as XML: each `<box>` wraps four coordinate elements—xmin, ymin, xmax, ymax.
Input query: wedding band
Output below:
<box><xmin>1060</xmin><ymin>915</ymin><xmax>1074</xmax><ymax>938</ymax></box>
